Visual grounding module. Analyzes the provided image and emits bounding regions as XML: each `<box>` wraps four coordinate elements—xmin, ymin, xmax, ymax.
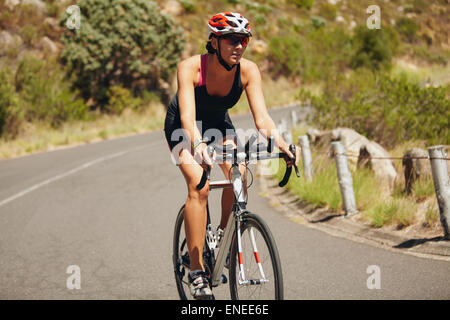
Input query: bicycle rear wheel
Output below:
<box><xmin>229</xmin><ymin>212</ymin><xmax>283</xmax><ymax>300</ymax></box>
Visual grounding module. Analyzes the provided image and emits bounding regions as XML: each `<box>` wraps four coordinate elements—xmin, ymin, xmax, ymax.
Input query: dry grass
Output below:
<box><xmin>0</xmin><ymin>103</ymin><xmax>165</xmax><ymax>159</ymax></box>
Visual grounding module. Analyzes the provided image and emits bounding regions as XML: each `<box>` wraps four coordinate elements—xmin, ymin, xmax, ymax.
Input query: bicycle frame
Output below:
<box><xmin>195</xmin><ymin>135</ymin><xmax>298</xmax><ymax>290</ymax></box>
<box><xmin>209</xmin><ymin>160</ymin><xmax>267</xmax><ymax>287</ymax></box>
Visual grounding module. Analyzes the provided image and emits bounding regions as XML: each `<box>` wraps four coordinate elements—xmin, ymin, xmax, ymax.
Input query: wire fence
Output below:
<box><xmin>276</xmin><ymin>110</ymin><xmax>450</xmax><ymax>239</ymax></box>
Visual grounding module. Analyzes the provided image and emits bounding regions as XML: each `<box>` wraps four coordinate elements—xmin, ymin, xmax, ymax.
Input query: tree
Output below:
<box><xmin>60</xmin><ymin>0</ymin><xmax>185</xmax><ymax>106</ymax></box>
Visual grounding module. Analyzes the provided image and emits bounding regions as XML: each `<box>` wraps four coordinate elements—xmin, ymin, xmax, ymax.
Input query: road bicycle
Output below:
<box><xmin>172</xmin><ymin>134</ymin><xmax>300</xmax><ymax>300</ymax></box>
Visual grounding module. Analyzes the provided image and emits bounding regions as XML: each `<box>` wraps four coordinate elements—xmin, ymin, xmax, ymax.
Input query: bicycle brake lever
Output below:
<box><xmin>279</xmin><ymin>144</ymin><xmax>300</xmax><ymax>187</ymax></box>
<box><xmin>289</xmin><ymin>144</ymin><xmax>301</xmax><ymax>178</ymax></box>
<box><xmin>196</xmin><ymin>167</ymin><xmax>211</xmax><ymax>190</ymax></box>
<box><xmin>278</xmin><ymin>165</ymin><xmax>292</xmax><ymax>187</ymax></box>
<box><xmin>196</xmin><ymin>144</ymin><xmax>214</xmax><ymax>190</ymax></box>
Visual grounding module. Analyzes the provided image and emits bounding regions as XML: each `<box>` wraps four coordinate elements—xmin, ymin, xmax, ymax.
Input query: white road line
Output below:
<box><xmin>0</xmin><ymin>143</ymin><xmax>157</xmax><ymax>208</ymax></box>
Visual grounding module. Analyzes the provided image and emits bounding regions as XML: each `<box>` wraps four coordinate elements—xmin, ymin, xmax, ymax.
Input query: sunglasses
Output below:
<box><xmin>221</xmin><ymin>35</ymin><xmax>250</xmax><ymax>47</ymax></box>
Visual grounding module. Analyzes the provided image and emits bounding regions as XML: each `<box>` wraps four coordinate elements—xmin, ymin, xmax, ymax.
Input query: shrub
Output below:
<box><xmin>105</xmin><ymin>86</ymin><xmax>141</xmax><ymax>115</ymax></box>
<box><xmin>254</xmin><ymin>14</ymin><xmax>267</xmax><ymax>27</ymax></box>
<box><xmin>268</xmin><ymin>36</ymin><xmax>304</xmax><ymax>77</ymax></box>
<box><xmin>60</xmin><ymin>0</ymin><xmax>185</xmax><ymax>106</ymax></box>
<box><xmin>350</xmin><ymin>24</ymin><xmax>399</xmax><ymax>70</ymax></box>
<box><xmin>179</xmin><ymin>0</ymin><xmax>195</xmax><ymax>13</ymax></box>
<box><xmin>396</xmin><ymin>17</ymin><xmax>418</xmax><ymax>42</ymax></box>
<box><xmin>404</xmin><ymin>0</ymin><xmax>427</xmax><ymax>14</ymax></box>
<box><xmin>311</xmin><ymin>16</ymin><xmax>326</xmax><ymax>29</ymax></box>
<box><xmin>301</xmin><ymin>27</ymin><xmax>352</xmax><ymax>81</ymax></box>
<box><xmin>45</xmin><ymin>0</ymin><xmax>60</xmax><ymax>18</ymax></box>
<box><xmin>267</xmin><ymin>24</ymin><xmax>351</xmax><ymax>81</ymax></box>
<box><xmin>0</xmin><ymin>68</ymin><xmax>22</xmax><ymax>139</ymax></box>
<box><xmin>21</xmin><ymin>24</ymin><xmax>38</xmax><ymax>45</ymax></box>
<box><xmin>299</xmin><ymin>69</ymin><xmax>450</xmax><ymax>147</ymax></box>
<box><xmin>14</xmin><ymin>55</ymin><xmax>89</xmax><ymax>127</ymax></box>
<box><xmin>287</xmin><ymin>0</ymin><xmax>314</xmax><ymax>10</ymax></box>
<box><xmin>318</xmin><ymin>2</ymin><xmax>337</xmax><ymax>21</ymax></box>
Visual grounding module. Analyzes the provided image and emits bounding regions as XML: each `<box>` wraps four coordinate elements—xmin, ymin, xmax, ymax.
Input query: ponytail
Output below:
<box><xmin>206</xmin><ymin>41</ymin><xmax>216</xmax><ymax>54</ymax></box>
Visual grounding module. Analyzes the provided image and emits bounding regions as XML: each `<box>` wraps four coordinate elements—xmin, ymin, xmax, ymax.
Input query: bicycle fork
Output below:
<box><xmin>236</xmin><ymin>219</ymin><xmax>269</xmax><ymax>286</ymax></box>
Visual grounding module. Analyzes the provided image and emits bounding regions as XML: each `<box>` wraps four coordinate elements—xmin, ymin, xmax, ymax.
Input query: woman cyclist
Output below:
<box><xmin>164</xmin><ymin>12</ymin><xmax>300</xmax><ymax>299</ymax></box>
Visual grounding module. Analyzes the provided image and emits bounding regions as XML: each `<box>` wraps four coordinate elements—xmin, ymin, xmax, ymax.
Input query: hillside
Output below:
<box><xmin>0</xmin><ymin>0</ymin><xmax>449</xmax><ymax>158</ymax></box>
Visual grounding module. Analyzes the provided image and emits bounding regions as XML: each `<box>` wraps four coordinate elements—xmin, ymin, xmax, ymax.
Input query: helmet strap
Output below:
<box><xmin>216</xmin><ymin>38</ymin><xmax>236</xmax><ymax>72</ymax></box>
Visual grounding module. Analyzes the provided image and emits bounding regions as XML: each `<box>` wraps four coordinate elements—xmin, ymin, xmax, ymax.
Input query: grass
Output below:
<box><xmin>412</xmin><ymin>178</ymin><xmax>436</xmax><ymax>200</ymax></box>
<box><xmin>425</xmin><ymin>201</ymin><xmax>440</xmax><ymax>227</ymax></box>
<box><xmin>0</xmin><ymin>104</ymin><xmax>165</xmax><ymax>159</ymax></box>
<box><xmin>270</xmin><ymin>129</ymin><xmax>437</xmax><ymax>229</ymax></box>
<box><xmin>362</xmin><ymin>198</ymin><xmax>417</xmax><ymax>229</ymax></box>
<box><xmin>272</xmin><ymin>152</ymin><xmax>342</xmax><ymax>211</ymax></box>
<box><xmin>391</xmin><ymin>58</ymin><xmax>450</xmax><ymax>86</ymax></box>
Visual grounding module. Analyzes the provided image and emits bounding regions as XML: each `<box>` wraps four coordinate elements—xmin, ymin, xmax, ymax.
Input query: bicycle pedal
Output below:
<box><xmin>221</xmin><ymin>274</ymin><xmax>228</xmax><ymax>284</ymax></box>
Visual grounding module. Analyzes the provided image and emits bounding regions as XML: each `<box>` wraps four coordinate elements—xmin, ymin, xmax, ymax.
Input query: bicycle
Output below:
<box><xmin>172</xmin><ymin>134</ymin><xmax>300</xmax><ymax>300</ymax></box>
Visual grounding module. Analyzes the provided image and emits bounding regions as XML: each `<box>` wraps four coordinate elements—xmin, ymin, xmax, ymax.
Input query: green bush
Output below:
<box><xmin>350</xmin><ymin>25</ymin><xmax>399</xmax><ymax>70</ymax></box>
<box><xmin>45</xmin><ymin>0</ymin><xmax>60</xmax><ymax>18</ymax></box>
<box><xmin>302</xmin><ymin>27</ymin><xmax>351</xmax><ymax>81</ymax></box>
<box><xmin>318</xmin><ymin>2</ymin><xmax>337</xmax><ymax>21</ymax></box>
<box><xmin>267</xmin><ymin>25</ymin><xmax>351</xmax><ymax>81</ymax></box>
<box><xmin>299</xmin><ymin>69</ymin><xmax>450</xmax><ymax>147</ymax></box>
<box><xmin>14</xmin><ymin>55</ymin><xmax>89</xmax><ymax>128</ymax></box>
<box><xmin>105</xmin><ymin>86</ymin><xmax>141</xmax><ymax>114</ymax></box>
<box><xmin>179</xmin><ymin>0</ymin><xmax>195</xmax><ymax>13</ymax></box>
<box><xmin>0</xmin><ymin>68</ymin><xmax>22</xmax><ymax>139</ymax></box>
<box><xmin>60</xmin><ymin>0</ymin><xmax>185</xmax><ymax>106</ymax></box>
<box><xmin>268</xmin><ymin>36</ymin><xmax>305</xmax><ymax>77</ymax></box>
<box><xmin>254</xmin><ymin>14</ymin><xmax>267</xmax><ymax>27</ymax></box>
<box><xmin>404</xmin><ymin>0</ymin><xmax>427</xmax><ymax>14</ymax></box>
<box><xmin>310</xmin><ymin>16</ymin><xmax>326</xmax><ymax>29</ymax></box>
<box><xmin>21</xmin><ymin>24</ymin><xmax>38</xmax><ymax>45</ymax></box>
<box><xmin>396</xmin><ymin>17</ymin><xmax>418</xmax><ymax>42</ymax></box>
<box><xmin>287</xmin><ymin>0</ymin><xmax>314</xmax><ymax>10</ymax></box>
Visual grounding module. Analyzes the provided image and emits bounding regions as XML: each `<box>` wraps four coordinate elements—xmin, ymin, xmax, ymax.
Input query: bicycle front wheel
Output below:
<box><xmin>229</xmin><ymin>212</ymin><xmax>283</xmax><ymax>300</ymax></box>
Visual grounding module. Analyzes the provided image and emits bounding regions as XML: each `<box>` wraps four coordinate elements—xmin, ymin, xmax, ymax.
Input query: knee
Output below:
<box><xmin>188</xmin><ymin>183</ymin><xmax>210</xmax><ymax>202</ymax></box>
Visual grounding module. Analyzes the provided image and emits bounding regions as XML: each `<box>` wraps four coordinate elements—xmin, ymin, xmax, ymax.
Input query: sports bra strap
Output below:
<box><xmin>197</xmin><ymin>54</ymin><xmax>208</xmax><ymax>87</ymax></box>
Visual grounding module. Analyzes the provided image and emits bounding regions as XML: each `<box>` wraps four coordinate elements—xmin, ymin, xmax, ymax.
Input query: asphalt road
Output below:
<box><xmin>0</xmin><ymin>105</ymin><xmax>449</xmax><ymax>300</ymax></box>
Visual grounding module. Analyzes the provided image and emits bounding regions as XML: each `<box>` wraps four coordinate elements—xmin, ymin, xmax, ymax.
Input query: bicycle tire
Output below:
<box><xmin>229</xmin><ymin>212</ymin><xmax>284</xmax><ymax>300</ymax></box>
<box><xmin>172</xmin><ymin>205</ymin><xmax>191</xmax><ymax>300</ymax></box>
<box><xmin>172</xmin><ymin>205</ymin><xmax>215</xmax><ymax>300</ymax></box>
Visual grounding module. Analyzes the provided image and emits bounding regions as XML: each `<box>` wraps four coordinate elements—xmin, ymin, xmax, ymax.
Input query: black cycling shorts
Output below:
<box><xmin>164</xmin><ymin>112</ymin><xmax>237</xmax><ymax>152</ymax></box>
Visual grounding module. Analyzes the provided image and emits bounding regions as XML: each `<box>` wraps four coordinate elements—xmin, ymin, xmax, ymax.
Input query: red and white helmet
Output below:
<box><xmin>207</xmin><ymin>12</ymin><xmax>252</xmax><ymax>38</ymax></box>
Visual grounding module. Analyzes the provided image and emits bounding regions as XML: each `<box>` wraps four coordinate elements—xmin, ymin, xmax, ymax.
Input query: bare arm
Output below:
<box><xmin>244</xmin><ymin>61</ymin><xmax>299</xmax><ymax>164</ymax></box>
<box><xmin>177</xmin><ymin>58</ymin><xmax>203</xmax><ymax>149</ymax></box>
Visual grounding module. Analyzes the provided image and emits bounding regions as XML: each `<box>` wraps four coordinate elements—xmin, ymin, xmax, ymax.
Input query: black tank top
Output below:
<box><xmin>166</xmin><ymin>54</ymin><xmax>243</xmax><ymax>124</ymax></box>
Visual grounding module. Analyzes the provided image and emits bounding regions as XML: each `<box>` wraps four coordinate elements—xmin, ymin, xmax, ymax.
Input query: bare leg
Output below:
<box><xmin>177</xmin><ymin>148</ymin><xmax>209</xmax><ymax>271</ymax></box>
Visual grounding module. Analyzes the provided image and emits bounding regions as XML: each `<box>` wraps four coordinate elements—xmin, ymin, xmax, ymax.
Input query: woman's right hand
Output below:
<box><xmin>193</xmin><ymin>142</ymin><xmax>213</xmax><ymax>168</ymax></box>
